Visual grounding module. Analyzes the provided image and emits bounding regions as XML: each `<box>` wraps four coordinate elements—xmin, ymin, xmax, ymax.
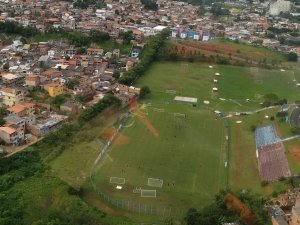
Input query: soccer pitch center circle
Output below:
<box><xmin>90</xmin><ymin>103</ymin><xmax>227</xmax><ymax>218</ymax></box>
<box><xmin>89</xmin><ymin>109</ymin><xmax>179</xmax><ymax>217</ymax></box>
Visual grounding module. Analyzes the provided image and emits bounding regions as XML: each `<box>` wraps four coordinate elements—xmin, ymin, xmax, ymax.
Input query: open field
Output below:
<box><xmin>48</xmin><ymin>61</ymin><xmax>300</xmax><ymax>220</ymax></box>
<box><xmin>176</xmin><ymin>39</ymin><xmax>293</xmax><ymax>66</ymax></box>
<box><xmin>93</xmin><ymin>102</ymin><xmax>227</xmax><ymax>212</ymax></box>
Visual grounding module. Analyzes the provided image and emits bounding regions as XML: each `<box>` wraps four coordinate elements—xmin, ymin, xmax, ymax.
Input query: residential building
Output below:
<box><xmin>291</xmin><ymin>206</ymin><xmax>300</xmax><ymax>225</ymax></box>
<box><xmin>269</xmin><ymin>0</ymin><xmax>291</xmax><ymax>16</ymax></box>
<box><xmin>7</xmin><ymin>102</ymin><xmax>35</xmax><ymax>116</ymax></box>
<box><xmin>0</xmin><ymin>126</ymin><xmax>19</xmax><ymax>145</ymax></box>
<box><xmin>1</xmin><ymin>88</ymin><xmax>25</xmax><ymax>107</ymax></box>
<box><xmin>43</xmin><ymin>83</ymin><xmax>64</xmax><ymax>97</ymax></box>
<box><xmin>60</xmin><ymin>101</ymin><xmax>81</xmax><ymax>114</ymax></box>
<box><xmin>27</xmin><ymin>114</ymin><xmax>67</xmax><ymax>137</ymax></box>
<box><xmin>25</xmin><ymin>75</ymin><xmax>41</xmax><ymax>87</ymax></box>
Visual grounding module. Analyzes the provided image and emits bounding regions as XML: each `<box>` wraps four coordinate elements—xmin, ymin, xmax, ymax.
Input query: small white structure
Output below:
<box><xmin>203</xmin><ymin>100</ymin><xmax>210</xmax><ymax>104</ymax></box>
<box><xmin>236</xmin><ymin>121</ymin><xmax>242</xmax><ymax>124</ymax></box>
<box><xmin>180</xmin><ymin>32</ymin><xmax>187</xmax><ymax>39</ymax></box>
<box><xmin>209</xmin><ymin>65</ymin><xmax>213</xmax><ymax>68</ymax></box>
<box><xmin>265</xmin><ymin>115</ymin><xmax>269</xmax><ymax>119</ymax></box>
<box><xmin>153</xmin><ymin>25</ymin><xmax>168</xmax><ymax>33</ymax></box>
<box><xmin>214</xmin><ymin>79</ymin><xmax>218</xmax><ymax>83</ymax></box>
<box><xmin>116</xmin><ymin>185</ymin><xmax>123</xmax><ymax>190</ymax></box>
<box><xmin>174</xmin><ymin>96</ymin><xmax>198</xmax><ymax>104</ymax></box>
<box><xmin>212</xmin><ymin>87</ymin><xmax>218</xmax><ymax>92</ymax></box>
<box><xmin>215</xmin><ymin>73</ymin><xmax>220</xmax><ymax>76</ymax></box>
<box><xmin>281</xmin><ymin>69</ymin><xmax>286</xmax><ymax>72</ymax></box>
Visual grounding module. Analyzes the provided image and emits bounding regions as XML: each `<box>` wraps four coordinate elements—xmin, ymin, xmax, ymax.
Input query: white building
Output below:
<box><xmin>269</xmin><ymin>0</ymin><xmax>291</xmax><ymax>16</ymax></box>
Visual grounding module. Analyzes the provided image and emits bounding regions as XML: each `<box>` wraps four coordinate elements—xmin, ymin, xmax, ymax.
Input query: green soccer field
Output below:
<box><xmin>93</xmin><ymin>103</ymin><xmax>228</xmax><ymax>212</ymax></box>
<box><xmin>49</xmin><ymin>62</ymin><xmax>300</xmax><ymax>221</ymax></box>
<box><xmin>91</xmin><ymin>62</ymin><xmax>300</xmax><ymax>215</ymax></box>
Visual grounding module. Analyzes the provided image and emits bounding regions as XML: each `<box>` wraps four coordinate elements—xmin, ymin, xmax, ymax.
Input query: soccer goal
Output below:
<box><xmin>174</xmin><ymin>113</ymin><xmax>186</xmax><ymax>119</ymax></box>
<box><xmin>148</xmin><ymin>178</ymin><xmax>163</xmax><ymax>188</ymax></box>
<box><xmin>166</xmin><ymin>89</ymin><xmax>177</xmax><ymax>94</ymax></box>
<box><xmin>141</xmin><ymin>189</ymin><xmax>156</xmax><ymax>198</ymax></box>
<box><xmin>110</xmin><ymin>177</ymin><xmax>125</xmax><ymax>184</ymax></box>
<box><xmin>153</xmin><ymin>108</ymin><xmax>165</xmax><ymax>113</ymax></box>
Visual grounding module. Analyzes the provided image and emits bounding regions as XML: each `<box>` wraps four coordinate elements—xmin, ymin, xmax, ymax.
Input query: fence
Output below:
<box><xmin>89</xmin><ymin>111</ymin><xmax>188</xmax><ymax>218</ymax></box>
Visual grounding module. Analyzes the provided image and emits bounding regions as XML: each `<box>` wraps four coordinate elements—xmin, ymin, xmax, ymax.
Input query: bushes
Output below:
<box><xmin>119</xmin><ymin>29</ymin><xmax>169</xmax><ymax>85</ymax></box>
<box><xmin>77</xmin><ymin>94</ymin><xmax>120</xmax><ymax>126</ymax></box>
<box><xmin>0</xmin><ymin>21</ymin><xmax>39</xmax><ymax>37</ymax></box>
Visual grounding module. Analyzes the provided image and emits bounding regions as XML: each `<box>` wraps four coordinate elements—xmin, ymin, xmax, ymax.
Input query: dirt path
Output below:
<box><xmin>4</xmin><ymin>136</ymin><xmax>42</xmax><ymax>158</ymax></box>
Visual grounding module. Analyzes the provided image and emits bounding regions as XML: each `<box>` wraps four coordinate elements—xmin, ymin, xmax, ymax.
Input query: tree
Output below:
<box><xmin>287</xmin><ymin>52</ymin><xmax>298</xmax><ymax>62</ymax></box>
<box><xmin>141</xmin><ymin>0</ymin><xmax>158</xmax><ymax>11</ymax></box>
<box><xmin>65</xmin><ymin>79</ymin><xmax>80</xmax><ymax>90</ymax></box>
<box><xmin>3</xmin><ymin>62</ymin><xmax>9</xmax><ymax>70</ymax></box>
<box><xmin>140</xmin><ymin>86</ymin><xmax>151</xmax><ymax>98</ymax></box>
<box><xmin>77</xmin><ymin>47</ymin><xmax>86</xmax><ymax>54</ymax></box>
<box><xmin>113</xmin><ymin>71</ymin><xmax>120</xmax><ymax>80</ymax></box>
<box><xmin>119</xmin><ymin>31</ymin><xmax>134</xmax><ymax>44</ymax></box>
<box><xmin>90</xmin><ymin>30</ymin><xmax>110</xmax><ymax>43</ymax></box>
<box><xmin>291</xmin><ymin>127</ymin><xmax>300</xmax><ymax>135</ymax></box>
<box><xmin>0</xmin><ymin>118</ymin><xmax>5</xmax><ymax>126</ymax></box>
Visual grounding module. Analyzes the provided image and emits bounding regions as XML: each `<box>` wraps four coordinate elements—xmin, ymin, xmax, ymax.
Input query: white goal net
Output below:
<box><xmin>141</xmin><ymin>189</ymin><xmax>156</xmax><ymax>198</ymax></box>
<box><xmin>148</xmin><ymin>178</ymin><xmax>163</xmax><ymax>188</ymax></box>
<box><xmin>109</xmin><ymin>177</ymin><xmax>125</xmax><ymax>184</ymax></box>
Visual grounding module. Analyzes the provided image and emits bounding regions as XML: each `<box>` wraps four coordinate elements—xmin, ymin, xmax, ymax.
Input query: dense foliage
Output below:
<box><xmin>119</xmin><ymin>29</ymin><xmax>170</xmax><ymax>85</ymax></box>
<box><xmin>287</xmin><ymin>52</ymin><xmax>298</xmax><ymax>62</ymax></box>
<box><xmin>73</xmin><ymin>0</ymin><xmax>105</xmax><ymax>9</ymax></box>
<box><xmin>141</xmin><ymin>0</ymin><xmax>158</xmax><ymax>11</ymax></box>
<box><xmin>0</xmin><ymin>21</ymin><xmax>111</xmax><ymax>47</ymax></box>
<box><xmin>184</xmin><ymin>190</ymin><xmax>271</xmax><ymax>225</ymax></box>
<box><xmin>78</xmin><ymin>94</ymin><xmax>120</xmax><ymax>126</ymax></box>
<box><xmin>0</xmin><ymin>21</ymin><xmax>39</xmax><ymax>37</ymax></box>
<box><xmin>210</xmin><ymin>3</ymin><xmax>230</xmax><ymax>16</ymax></box>
<box><xmin>0</xmin><ymin>92</ymin><xmax>122</xmax><ymax>224</ymax></box>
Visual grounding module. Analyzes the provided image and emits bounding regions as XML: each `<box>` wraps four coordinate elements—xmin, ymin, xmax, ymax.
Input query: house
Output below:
<box><xmin>3</xmin><ymin>115</ymin><xmax>25</xmax><ymax>143</ymax></box>
<box><xmin>43</xmin><ymin>83</ymin><xmax>64</xmax><ymax>97</ymax></box>
<box><xmin>116</xmin><ymin>84</ymin><xmax>140</xmax><ymax>95</ymax></box>
<box><xmin>87</xmin><ymin>48</ymin><xmax>104</xmax><ymax>56</ymax></box>
<box><xmin>42</xmin><ymin>69</ymin><xmax>62</xmax><ymax>80</ymax></box>
<box><xmin>271</xmin><ymin>215</ymin><xmax>289</xmax><ymax>225</ymax></box>
<box><xmin>1</xmin><ymin>88</ymin><xmax>25</xmax><ymax>107</ymax></box>
<box><xmin>26</xmin><ymin>114</ymin><xmax>67</xmax><ymax>137</ymax></box>
<box><xmin>25</xmin><ymin>75</ymin><xmax>41</xmax><ymax>87</ymax></box>
<box><xmin>131</xmin><ymin>46</ymin><xmax>142</xmax><ymax>58</ymax></box>
<box><xmin>74</xmin><ymin>81</ymin><xmax>95</xmax><ymax>99</ymax></box>
<box><xmin>291</xmin><ymin>205</ymin><xmax>300</xmax><ymax>225</ymax></box>
<box><xmin>60</xmin><ymin>101</ymin><xmax>81</xmax><ymax>114</ymax></box>
<box><xmin>7</xmin><ymin>102</ymin><xmax>35</xmax><ymax>117</ymax></box>
<box><xmin>126</xmin><ymin>60</ymin><xmax>135</xmax><ymax>71</ymax></box>
<box><xmin>4</xmin><ymin>115</ymin><xmax>25</xmax><ymax>130</ymax></box>
<box><xmin>0</xmin><ymin>126</ymin><xmax>19</xmax><ymax>145</ymax></box>
<box><xmin>2</xmin><ymin>73</ymin><xmax>24</xmax><ymax>85</ymax></box>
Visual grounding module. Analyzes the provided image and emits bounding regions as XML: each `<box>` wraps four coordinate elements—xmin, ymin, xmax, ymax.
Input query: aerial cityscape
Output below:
<box><xmin>0</xmin><ymin>0</ymin><xmax>300</xmax><ymax>224</ymax></box>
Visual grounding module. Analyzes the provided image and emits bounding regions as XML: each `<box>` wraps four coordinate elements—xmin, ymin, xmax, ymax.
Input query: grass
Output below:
<box><xmin>209</xmin><ymin>39</ymin><xmax>288</xmax><ymax>64</ymax></box>
<box><xmin>98</xmin><ymin>41</ymin><xmax>132</xmax><ymax>55</ymax></box>
<box><xmin>50</xmin><ymin>107</ymin><xmax>125</xmax><ymax>188</ymax></box>
<box><xmin>47</xmin><ymin>61</ymin><xmax>300</xmax><ymax>221</ymax></box>
<box><xmin>8</xmin><ymin>175</ymin><xmax>134</xmax><ymax>225</ymax></box>
<box><xmin>93</xmin><ymin>104</ymin><xmax>227</xmax><ymax>212</ymax></box>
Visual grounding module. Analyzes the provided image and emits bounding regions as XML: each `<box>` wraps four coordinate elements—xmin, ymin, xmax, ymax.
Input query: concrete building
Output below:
<box><xmin>269</xmin><ymin>0</ymin><xmax>291</xmax><ymax>16</ymax></box>
<box><xmin>1</xmin><ymin>88</ymin><xmax>25</xmax><ymax>107</ymax></box>
<box><xmin>0</xmin><ymin>126</ymin><xmax>19</xmax><ymax>145</ymax></box>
